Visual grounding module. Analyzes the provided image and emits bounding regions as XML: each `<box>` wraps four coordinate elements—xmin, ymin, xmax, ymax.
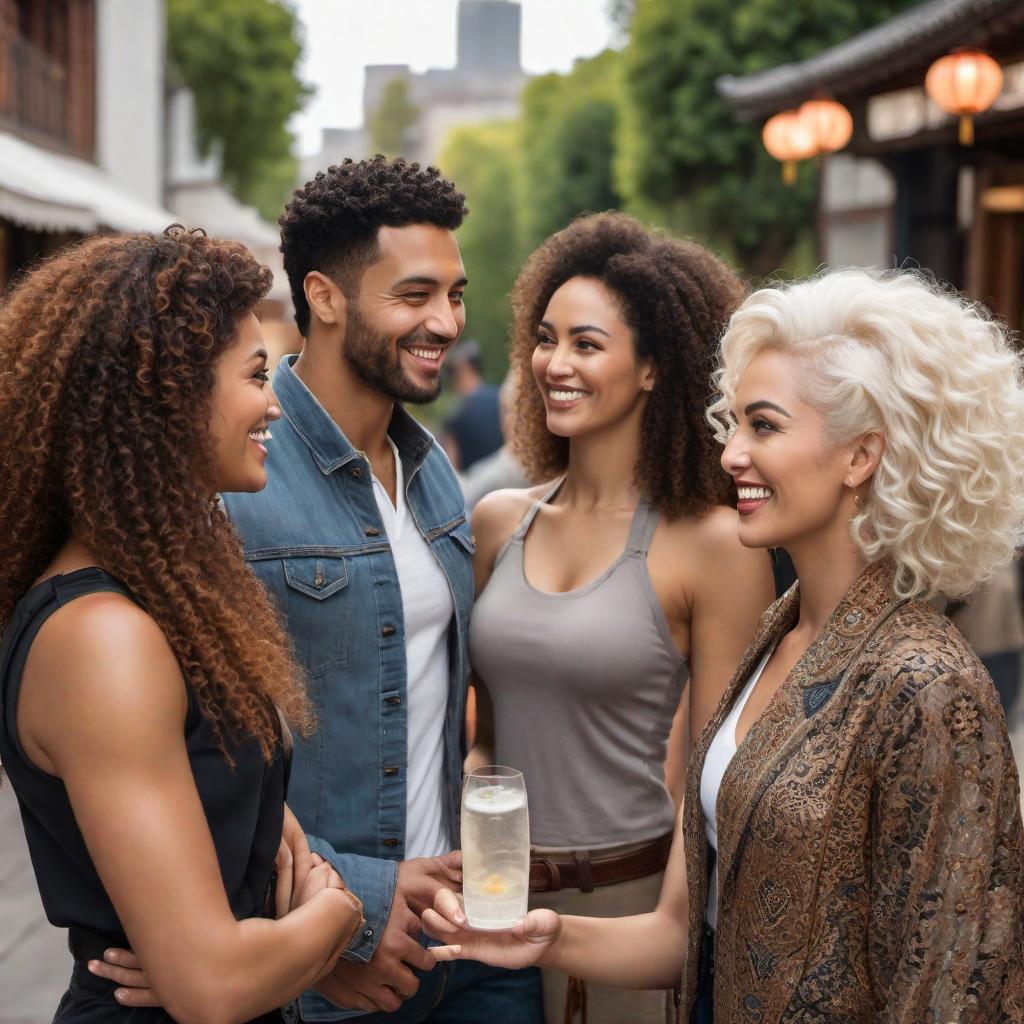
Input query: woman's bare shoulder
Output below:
<box><xmin>659</xmin><ymin>504</ymin><xmax>746</xmax><ymax>555</ymax></box>
<box><xmin>471</xmin><ymin>483</ymin><xmax>548</xmax><ymax>543</ymax></box>
<box><xmin>25</xmin><ymin>591</ymin><xmax>187</xmax><ymax>740</ymax></box>
<box><xmin>656</xmin><ymin>504</ymin><xmax>772</xmax><ymax>597</ymax></box>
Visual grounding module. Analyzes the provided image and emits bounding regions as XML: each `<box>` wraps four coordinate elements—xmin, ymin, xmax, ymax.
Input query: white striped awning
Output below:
<box><xmin>0</xmin><ymin>130</ymin><xmax>176</xmax><ymax>234</ymax></box>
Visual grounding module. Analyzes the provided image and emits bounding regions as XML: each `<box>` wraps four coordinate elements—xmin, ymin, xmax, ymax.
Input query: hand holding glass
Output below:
<box><xmin>461</xmin><ymin>765</ymin><xmax>529</xmax><ymax>929</ymax></box>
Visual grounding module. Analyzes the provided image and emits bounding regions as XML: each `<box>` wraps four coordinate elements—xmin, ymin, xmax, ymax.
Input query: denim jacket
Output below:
<box><xmin>223</xmin><ymin>356</ymin><xmax>474</xmax><ymax>1021</ymax></box>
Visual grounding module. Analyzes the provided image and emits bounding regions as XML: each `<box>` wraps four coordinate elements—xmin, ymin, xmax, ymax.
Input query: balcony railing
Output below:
<box><xmin>0</xmin><ymin>30</ymin><xmax>69</xmax><ymax>149</ymax></box>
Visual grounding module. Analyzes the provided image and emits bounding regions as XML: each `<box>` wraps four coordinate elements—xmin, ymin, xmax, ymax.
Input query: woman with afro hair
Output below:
<box><xmin>464</xmin><ymin>212</ymin><xmax>773</xmax><ymax>1022</ymax></box>
<box><xmin>0</xmin><ymin>228</ymin><xmax>364</xmax><ymax>1022</ymax></box>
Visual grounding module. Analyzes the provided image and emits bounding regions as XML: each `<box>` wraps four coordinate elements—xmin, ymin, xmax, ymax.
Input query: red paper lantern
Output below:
<box><xmin>762</xmin><ymin>110</ymin><xmax>817</xmax><ymax>184</ymax></box>
<box><xmin>798</xmin><ymin>99</ymin><xmax>853</xmax><ymax>154</ymax></box>
<box><xmin>925</xmin><ymin>50</ymin><xmax>1003</xmax><ymax>145</ymax></box>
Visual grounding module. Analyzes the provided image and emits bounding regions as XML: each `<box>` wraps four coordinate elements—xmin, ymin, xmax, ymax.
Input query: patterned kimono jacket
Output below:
<box><xmin>678</xmin><ymin>560</ymin><xmax>1024</xmax><ymax>1023</ymax></box>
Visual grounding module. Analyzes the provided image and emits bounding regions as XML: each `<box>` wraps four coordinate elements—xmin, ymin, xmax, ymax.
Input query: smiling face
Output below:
<box><xmin>342</xmin><ymin>223</ymin><xmax>467</xmax><ymax>404</ymax></box>
<box><xmin>531</xmin><ymin>276</ymin><xmax>654</xmax><ymax>440</ymax></box>
<box><xmin>721</xmin><ymin>349</ymin><xmax>868</xmax><ymax>552</ymax></box>
<box><xmin>208</xmin><ymin>312</ymin><xmax>280</xmax><ymax>493</ymax></box>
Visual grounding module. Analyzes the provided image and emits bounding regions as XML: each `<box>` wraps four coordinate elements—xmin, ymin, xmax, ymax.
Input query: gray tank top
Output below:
<box><xmin>469</xmin><ymin>480</ymin><xmax>689</xmax><ymax>847</ymax></box>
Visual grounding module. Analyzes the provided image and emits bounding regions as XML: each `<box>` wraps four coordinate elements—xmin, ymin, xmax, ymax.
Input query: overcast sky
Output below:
<box><xmin>290</xmin><ymin>0</ymin><xmax>616</xmax><ymax>155</ymax></box>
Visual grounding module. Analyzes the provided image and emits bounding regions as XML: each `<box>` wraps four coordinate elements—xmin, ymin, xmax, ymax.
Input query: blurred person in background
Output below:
<box><xmin>0</xmin><ymin>228</ymin><xmax>364</xmax><ymax>1023</ymax></box>
<box><xmin>424</xmin><ymin>267</ymin><xmax>1024</xmax><ymax>1023</ymax></box>
<box><xmin>441</xmin><ymin>339</ymin><xmax>503</xmax><ymax>471</ymax></box>
<box><xmin>459</xmin><ymin>373</ymin><xmax>529</xmax><ymax>510</ymax></box>
<box><xmin>465</xmin><ymin>212</ymin><xmax>773</xmax><ymax>1024</ymax></box>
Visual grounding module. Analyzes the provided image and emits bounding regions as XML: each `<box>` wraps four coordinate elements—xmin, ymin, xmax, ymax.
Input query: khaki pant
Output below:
<box><xmin>528</xmin><ymin>868</ymin><xmax>673</xmax><ymax>1024</ymax></box>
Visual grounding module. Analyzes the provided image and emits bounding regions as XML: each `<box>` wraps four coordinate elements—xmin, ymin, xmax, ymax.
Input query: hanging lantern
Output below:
<box><xmin>925</xmin><ymin>50</ymin><xmax>1003</xmax><ymax>145</ymax></box>
<box><xmin>798</xmin><ymin>99</ymin><xmax>853</xmax><ymax>154</ymax></box>
<box><xmin>762</xmin><ymin>111</ymin><xmax>817</xmax><ymax>185</ymax></box>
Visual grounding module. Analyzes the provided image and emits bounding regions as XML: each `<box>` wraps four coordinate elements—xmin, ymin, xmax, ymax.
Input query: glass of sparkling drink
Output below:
<box><xmin>461</xmin><ymin>765</ymin><xmax>529</xmax><ymax>930</ymax></box>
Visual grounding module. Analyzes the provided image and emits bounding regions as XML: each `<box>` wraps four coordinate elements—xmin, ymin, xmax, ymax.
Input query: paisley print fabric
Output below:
<box><xmin>678</xmin><ymin>560</ymin><xmax>1024</xmax><ymax>1023</ymax></box>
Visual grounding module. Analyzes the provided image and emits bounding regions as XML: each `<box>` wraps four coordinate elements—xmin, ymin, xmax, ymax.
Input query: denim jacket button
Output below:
<box><xmin>365</xmin><ymin>526</ymin><xmax>381</xmax><ymax>537</ymax></box>
<box><xmin>351</xmin><ymin>466</ymin><xmax>363</xmax><ymax>478</ymax></box>
<box><xmin>383</xmin><ymin>837</ymin><xmax>400</xmax><ymax>847</ymax></box>
<box><xmin>386</xmin><ymin>695</ymin><xmax>401</xmax><ymax>705</ymax></box>
<box><xmin>383</xmin><ymin>766</ymin><xmax>398</xmax><ymax>775</ymax></box>
<box><xmin>381</xmin><ymin>624</ymin><xmax>396</xmax><ymax>637</ymax></box>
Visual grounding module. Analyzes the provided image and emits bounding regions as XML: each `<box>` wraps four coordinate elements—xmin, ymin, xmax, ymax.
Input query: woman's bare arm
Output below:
<box><xmin>464</xmin><ymin>678</ymin><xmax>495</xmax><ymax>774</ymax></box>
<box><xmin>423</xmin><ymin>801</ymin><xmax>690</xmax><ymax>989</ymax></box>
<box><xmin>20</xmin><ymin>593</ymin><xmax>362</xmax><ymax>1024</ymax></box>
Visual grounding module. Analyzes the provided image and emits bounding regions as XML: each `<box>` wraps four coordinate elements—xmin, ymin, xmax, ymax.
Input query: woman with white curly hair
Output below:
<box><xmin>420</xmin><ymin>267</ymin><xmax>1024</xmax><ymax>1023</ymax></box>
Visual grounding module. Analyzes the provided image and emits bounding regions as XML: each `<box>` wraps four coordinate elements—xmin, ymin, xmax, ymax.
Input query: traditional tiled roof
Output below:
<box><xmin>717</xmin><ymin>0</ymin><xmax>1024</xmax><ymax>120</ymax></box>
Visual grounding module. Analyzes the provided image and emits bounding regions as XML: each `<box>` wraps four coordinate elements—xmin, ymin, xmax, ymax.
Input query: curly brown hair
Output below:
<box><xmin>280</xmin><ymin>155</ymin><xmax>469</xmax><ymax>335</ymax></box>
<box><xmin>510</xmin><ymin>212</ymin><xmax>746</xmax><ymax>519</ymax></box>
<box><xmin>0</xmin><ymin>227</ymin><xmax>312</xmax><ymax>760</ymax></box>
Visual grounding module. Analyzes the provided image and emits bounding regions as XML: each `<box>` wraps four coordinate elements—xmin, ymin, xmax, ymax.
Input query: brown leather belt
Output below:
<box><xmin>529</xmin><ymin>832</ymin><xmax>673</xmax><ymax>894</ymax></box>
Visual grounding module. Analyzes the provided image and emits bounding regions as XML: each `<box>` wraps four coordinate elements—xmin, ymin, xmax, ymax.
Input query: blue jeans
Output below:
<box><xmin>690</xmin><ymin>925</ymin><xmax>714</xmax><ymax>1024</ymax></box>
<box><xmin>355</xmin><ymin>961</ymin><xmax>542</xmax><ymax>1024</ymax></box>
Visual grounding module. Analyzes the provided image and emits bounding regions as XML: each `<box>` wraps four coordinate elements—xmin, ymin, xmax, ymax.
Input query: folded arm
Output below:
<box><xmin>21</xmin><ymin>592</ymin><xmax>362</xmax><ymax>1024</ymax></box>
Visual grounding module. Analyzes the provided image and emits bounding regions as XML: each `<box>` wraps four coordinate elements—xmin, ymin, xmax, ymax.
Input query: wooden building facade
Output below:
<box><xmin>718</xmin><ymin>0</ymin><xmax>1024</xmax><ymax>332</ymax></box>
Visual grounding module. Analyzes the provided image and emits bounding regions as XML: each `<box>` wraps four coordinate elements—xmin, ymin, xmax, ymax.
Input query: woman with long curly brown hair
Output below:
<box><xmin>464</xmin><ymin>212</ymin><xmax>773</xmax><ymax>1023</ymax></box>
<box><xmin>0</xmin><ymin>227</ymin><xmax>363</xmax><ymax>1023</ymax></box>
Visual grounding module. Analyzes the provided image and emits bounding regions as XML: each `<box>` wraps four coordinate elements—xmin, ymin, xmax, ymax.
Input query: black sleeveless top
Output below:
<box><xmin>0</xmin><ymin>568</ymin><xmax>287</xmax><ymax>1022</ymax></box>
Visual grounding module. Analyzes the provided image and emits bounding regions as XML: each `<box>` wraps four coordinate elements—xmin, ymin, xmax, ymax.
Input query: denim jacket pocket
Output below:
<box><xmin>282</xmin><ymin>556</ymin><xmax>350</xmax><ymax>677</ymax></box>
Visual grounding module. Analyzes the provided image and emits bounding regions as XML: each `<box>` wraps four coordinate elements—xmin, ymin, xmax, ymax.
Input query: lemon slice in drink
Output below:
<box><xmin>482</xmin><ymin>873</ymin><xmax>508</xmax><ymax>895</ymax></box>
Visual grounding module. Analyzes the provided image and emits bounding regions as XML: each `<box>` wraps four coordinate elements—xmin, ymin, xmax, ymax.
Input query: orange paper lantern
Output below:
<box><xmin>762</xmin><ymin>110</ymin><xmax>817</xmax><ymax>184</ymax></box>
<box><xmin>925</xmin><ymin>50</ymin><xmax>1003</xmax><ymax>145</ymax></box>
<box><xmin>798</xmin><ymin>99</ymin><xmax>853</xmax><ymax>153</ymax></box>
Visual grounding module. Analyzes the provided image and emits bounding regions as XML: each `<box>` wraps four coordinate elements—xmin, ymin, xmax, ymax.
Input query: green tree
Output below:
<box><xmin>435</xmin><ymin>50</ymin><xmax>626</xmax><ymax>378</ymax></box>
<box><xmin>167</xmin><ymin>0</ymin><xmax>309</xmax><ymax>221</ymax></box>
<box><xmin>519</xmin><ymin>49</ymin><xmax>624</xmax><ymax>252</ymax></box>
<box><xmin>369</xmin><ymin>78</ymin><xmax>419</xmax><ymax>157</ymax></box>
<box><xmin>618</xmin><ymin>0</ymin><xmax>917</xmax><ymax>276</ymax></box>
<box><xmin>438</xmin><ymin>121</ymin><xmax>522</xmax><ymax>379</ymax></box>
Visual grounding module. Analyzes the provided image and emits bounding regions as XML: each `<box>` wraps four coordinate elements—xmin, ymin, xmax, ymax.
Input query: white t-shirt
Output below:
<box><xmin>699</xmin><ymin>640</ymin><xmax>776</xmax><ymax>930</ymax></box>
<box><xmin>371</xmin><ymin>439</ymin><xmax>454</xmax><ymax>859</ymax></box>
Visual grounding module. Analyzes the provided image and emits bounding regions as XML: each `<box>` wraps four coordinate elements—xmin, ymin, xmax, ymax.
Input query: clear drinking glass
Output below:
<box><xmin>461</xmin><ymin>765</ymin><xmax>530</xmax><ymax>929</ymax></box>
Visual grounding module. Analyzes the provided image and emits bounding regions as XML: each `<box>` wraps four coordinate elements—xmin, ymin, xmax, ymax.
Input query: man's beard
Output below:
<box><xmin>342</xmin><ymin>305</ymin><xmax>446</xmax><ymax>405</ymax></box>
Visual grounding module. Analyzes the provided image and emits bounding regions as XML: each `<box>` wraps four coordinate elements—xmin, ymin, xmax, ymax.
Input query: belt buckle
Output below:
<box><xmin>531</xmin><ymin>857</ymin><xmax>562</xmax><ymax>892</ymax></box>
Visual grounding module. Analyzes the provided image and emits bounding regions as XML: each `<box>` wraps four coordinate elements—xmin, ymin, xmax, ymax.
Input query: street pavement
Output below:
<box><xmin>0</xmin><ymin>781</ymin><xmax>70</xmax><ymax>1023</ymax></box>
<box><xmin>3</xmin><ymin>709</ymin><xmax>1024</xmax><ymax>1022</ymax></box>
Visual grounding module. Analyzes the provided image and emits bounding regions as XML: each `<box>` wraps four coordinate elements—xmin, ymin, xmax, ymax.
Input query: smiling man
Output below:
<box><xmin>228</xmin><ymin>157</ymin><xmax>542</xmax><ymax>1023</ymax></box>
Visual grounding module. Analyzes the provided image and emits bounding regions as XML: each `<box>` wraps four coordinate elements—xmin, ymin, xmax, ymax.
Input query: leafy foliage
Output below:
<box><xmin>617</xmin><ymin>0</ymin><xmax>918</xmax><ymax>275</ymax></box>
<box><xmin>166</xmin><ymin>0</ymin><xmax>309</xmax><ymax>221</ymax></box>
<box><xmin>438</xmin><ymin>50</ymin><xmax>626</xmax><ymax>378</ymax></box>
<box><xmin>518</xmin><ymin>49</ymin><xmax>624</xmax><ymax>253</ymax></box>
<box><xmin>438</xmin><ymin>121</ymin><xmax>522</xmax><ymax>379</ymax></box>
<box><xmin>369</xmin><ymin>78</ymin><xmax>419</xmax><ymax>157</ymax></box>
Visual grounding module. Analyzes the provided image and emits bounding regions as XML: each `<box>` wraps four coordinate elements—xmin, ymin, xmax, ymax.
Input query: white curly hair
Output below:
<box><xmin>707</xmin><ymin>267</ymin><xmax>1024</xmax><ymax>600</ymax></box>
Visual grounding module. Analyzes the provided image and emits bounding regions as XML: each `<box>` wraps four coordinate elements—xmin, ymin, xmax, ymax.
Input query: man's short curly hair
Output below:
<box><xmin>707</xmin><ymin>268</ymin><xmax>1024</xmax><ymax>599</ymax></box>
<box><xmin>510</xmin><ymin>212</ymin><xmax>745</xmax><ymax>519</ymax></box>
<box><xmin>279</xmin><ymin>154</ymin><xmax>468</xmax><ymax>335</ymax></box>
